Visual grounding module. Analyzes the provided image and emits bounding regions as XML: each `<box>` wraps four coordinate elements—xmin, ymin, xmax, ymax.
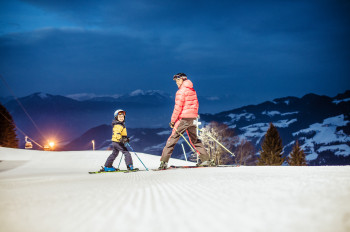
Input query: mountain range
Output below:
<box><xmin>67</xmin><ymin>90</ymin><xmax>350</xmax><ymax>165</ymax></box>
<box><xmin>2</xmin><ymin>90</ymin><xmax>349</xmax><ymax>165</ymax></box>
<box><xmin>200</xmin><ymin>91</ymin><xmax>350</xmax><ymax>165</ymax></box>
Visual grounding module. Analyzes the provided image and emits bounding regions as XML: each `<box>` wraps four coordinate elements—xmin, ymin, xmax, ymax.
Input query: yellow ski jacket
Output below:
<box><xmin>111</xmin><ymin>121</ymin><xmax>127</xmax><ymax>143</ymax></box>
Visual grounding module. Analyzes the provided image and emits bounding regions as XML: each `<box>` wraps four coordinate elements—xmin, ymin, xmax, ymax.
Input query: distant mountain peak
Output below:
<box><xmin>272</xmin><ymin>96</ymin><xmax>299</xmax><ymax>105</ymax></box>
<box><xmin>66</xmin><ymin>93</ymin><xmax>121</xmax><ymax>101</ymax></box>
<box><xmin>129</xmin><ymin>89</ymin><xmax>144</xmax><ymax>96</ymax></box>
<box><xmin>66</xmin><ymin>90</ymin><xmax>170</xmax><ymax>101</ymax></box>
<box><xmin>27</xmin><ymin>92</ymin><xmax>54</xmax><ymax>100</ymax></box>
<box><xmin>129</xmin><ymin>89</ymin><xmax>168</xmax><ymax>97</ymax></box>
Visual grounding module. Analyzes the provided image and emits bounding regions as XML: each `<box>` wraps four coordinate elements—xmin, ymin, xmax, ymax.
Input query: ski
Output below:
<box><xmin>169</xmin><ymin>165</ymin><xmax>239</xmax><ymax>168</ymax></box>
<box><xmin>89</xmin><ymin>169</ymin><xmax>140</xmax><ymax>174</ymax></box>
<box><xmin>152</xmin><ymin>164</ymin><xmax>239</xmax><ymax>171</ymax></box>
<box><xmin>170</xmin><ymin>165</ymin><xmax>204</xmax><ymax>169</ymax></box>
<box><xmin>151</xmin><ymin>165</ymin><xmax>210</xmax><ymax>171</ymax></box>
<box><xmin>217</xmin><ymin>164</ymin><xmax>240</xmax><ymax>167</ymax></box>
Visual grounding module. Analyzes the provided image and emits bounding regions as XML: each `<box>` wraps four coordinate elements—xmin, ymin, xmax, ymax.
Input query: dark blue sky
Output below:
<box><xmin>1</xmin><ymin>0</ymin><xmax>349</xmax><ymax>110</ymax></box>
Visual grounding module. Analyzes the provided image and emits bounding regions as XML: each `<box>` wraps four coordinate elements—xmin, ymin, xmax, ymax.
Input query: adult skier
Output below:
<box><xmin>158</xmin><ymin>73</ymin><xmax>212</xmax><ymax>169</ymax></box>
<box><xmin>102</xmin><ymin>109</ymin><xmax>137</xmax><ymax>171</ymax></box>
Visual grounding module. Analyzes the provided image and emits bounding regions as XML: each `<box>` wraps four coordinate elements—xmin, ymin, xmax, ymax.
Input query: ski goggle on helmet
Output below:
<box><xmin>114</xmin><ymin>109</ymin><xmax>126</xmax><ymax>118</ymax></box>
<box><xmin>173</xmin><ymin>73</ymin><xmax>187</xmax><ymax>81</ymax></box>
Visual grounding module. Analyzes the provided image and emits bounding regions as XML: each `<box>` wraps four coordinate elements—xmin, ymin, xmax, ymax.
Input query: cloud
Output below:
<box><xmin>1</xmin><ymin>0</ymin><xmax>349</xmax><ymax>103</ymax></box>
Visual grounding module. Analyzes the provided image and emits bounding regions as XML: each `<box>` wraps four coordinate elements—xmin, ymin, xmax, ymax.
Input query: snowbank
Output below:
<box><xmin>0</xmin><ymin>147</ymin><xmax>349</xmax><ymax>232</ymax></box>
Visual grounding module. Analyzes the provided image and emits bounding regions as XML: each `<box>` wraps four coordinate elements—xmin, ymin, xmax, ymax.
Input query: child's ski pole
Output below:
<box><xmin>126</xmin><ymin>143</ymin><xmax>149</xmax><ymax>171</ymax></box>
<box><xmin>117</xmin><ymin>153</ymin><xmax>124</xmax><ymax>169</ymax></box>
<box><xmin>198</xmin><ymin>128</ymin><xmax>235</xmax><ymax>157</ymax></box>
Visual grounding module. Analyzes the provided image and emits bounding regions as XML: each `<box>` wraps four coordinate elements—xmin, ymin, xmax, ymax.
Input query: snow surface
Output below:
<box><xmin>262</xmin><ymin>111</ymin><xmax>298</xmax><ymax>117</ymax></box>
<box><xmin>1</xmin><ymin>147</ymin><xmax>350</xmax><ymax>232</ymax></box>
<box><xmin>262</xmin><ymin>110</ymin><xmax>280</xmax><ymax>117</ymax></box>
<box><xmin>317</xmin><ymin>145</ymin><xmax>350</xmax><ymax>157</ymax></box>
<box><xmin>293</xmin><ymin>115</ymin><xmax>350</xmax><ymax>160</ymax></box>
<box><xmin>240</xmin><ymin>119</ymin><xmax>297</xmax><ymax>144</ymax></box>
<box><xmin>333</xmin><ymin>98</ymin><xmax>350</xmax><ymax>104</ymax></box>
<box><xmin>38</xmin><ymin>93</ymin><xmax>48</xmax><ymax>99</ymax></box>
<box><xmin>228</xmin><ymin>113</ymin><xmax>255</xmax><ymax>122</ymax></box>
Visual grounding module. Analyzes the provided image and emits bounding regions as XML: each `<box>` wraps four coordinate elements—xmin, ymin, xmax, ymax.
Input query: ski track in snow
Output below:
<box><xmin>0</xmin><ymin>148</ymin><xmax>350</xmax><ymax>232</ymax></box>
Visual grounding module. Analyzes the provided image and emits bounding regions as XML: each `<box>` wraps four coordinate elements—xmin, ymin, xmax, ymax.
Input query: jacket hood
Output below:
<box><xmin>181</xmin><ymin>79</ymin><xmax>193</xmax><ymax>89</ymax></box>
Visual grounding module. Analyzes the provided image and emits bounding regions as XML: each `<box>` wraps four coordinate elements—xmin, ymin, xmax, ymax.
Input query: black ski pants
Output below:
<box><xmin>105</xmin><ymin>142</ymin><xmax>133</xmax><ymax>167</ymax></box>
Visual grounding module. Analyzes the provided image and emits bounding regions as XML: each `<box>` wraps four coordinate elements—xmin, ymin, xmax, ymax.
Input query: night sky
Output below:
<box><xmin>1</xmin><ymin>0</ymin><xmax>349</xmax><ymax>110</ymax></box>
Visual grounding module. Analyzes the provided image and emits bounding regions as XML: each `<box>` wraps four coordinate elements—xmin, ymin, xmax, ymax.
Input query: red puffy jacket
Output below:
<box><xmin>171</xmin><ymin>80</ymin><xmax>199</xmax><ymax>123</ymax></box>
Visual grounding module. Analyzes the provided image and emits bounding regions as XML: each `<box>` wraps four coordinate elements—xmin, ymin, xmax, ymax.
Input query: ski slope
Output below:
<box><xmin>0</xmin><ymin>147</ymin><xmax>349</xmax><ymax>232</ymax></box>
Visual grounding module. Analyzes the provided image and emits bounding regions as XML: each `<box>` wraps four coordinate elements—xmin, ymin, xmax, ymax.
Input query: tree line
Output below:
<box><xmin>0</xmin><ymin>103</ymin><xmax>18</xmax><ymax>148</ymax></box>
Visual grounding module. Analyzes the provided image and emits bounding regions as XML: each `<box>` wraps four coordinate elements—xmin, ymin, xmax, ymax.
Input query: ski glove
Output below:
<box><xmin>122</xmin><ymin>136</ymin><xmax>130</xmax><ymax>144</ymax></box>
<box><xmin>169</xmin><ymin>122</ymin><xmax>175</xmax><ymax>128</ymax></box>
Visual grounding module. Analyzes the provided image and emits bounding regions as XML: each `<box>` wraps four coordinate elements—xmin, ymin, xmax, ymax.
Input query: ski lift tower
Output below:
<box><xmin>194</xmin><ymin>116</ymin><xmax>202</xmax><ymax>163</ymax></box>
<box><xmin>194</xmin><ymin>116</ymin><xmax>201</xmax><ymax>136</ymax></box>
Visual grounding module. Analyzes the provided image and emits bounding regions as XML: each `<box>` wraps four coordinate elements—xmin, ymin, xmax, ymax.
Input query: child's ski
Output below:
<box><xmin>89</xmin><ymin>169</ymin><xmax>140</xmax><ymax>174</ymax></box>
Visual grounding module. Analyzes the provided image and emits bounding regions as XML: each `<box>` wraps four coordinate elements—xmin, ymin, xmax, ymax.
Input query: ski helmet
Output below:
<box><xmin>173</xmin><ymin>73</ymin><xmax>187</xmax><ymax>80</ymax></box>
<box><xmin>114</xmin><ymin>109</ymin><xmax>126</xmax><ymax>118</ymax></box>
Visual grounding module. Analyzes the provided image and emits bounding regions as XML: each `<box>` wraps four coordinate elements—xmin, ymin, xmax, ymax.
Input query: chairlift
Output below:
<box><xmin>25</xmin><ymin>136</ymin><xmax>33</xmax><ymax>149</ymax></box>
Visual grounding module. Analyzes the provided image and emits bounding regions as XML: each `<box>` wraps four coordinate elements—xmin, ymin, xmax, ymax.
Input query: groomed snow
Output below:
<box><xmin>0</xmin><ymin>147</ymin><xmax>350</xmax><ymax>232</ymax></box>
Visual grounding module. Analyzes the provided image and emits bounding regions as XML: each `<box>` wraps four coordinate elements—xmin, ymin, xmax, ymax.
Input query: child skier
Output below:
<box><xmin>102</xmin><ymin>109</ymin><xmax>137</xmax><ymax>171</ymax></box>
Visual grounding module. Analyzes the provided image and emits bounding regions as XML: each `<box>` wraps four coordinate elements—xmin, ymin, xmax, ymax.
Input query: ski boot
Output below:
<box><xmin>158</xmin><ymin>161</ymin><xmax>168</xmax><ymax>170</ymax></box>
<box><xmin>127</xmin><ymin>165</ymin><xmax>139</xmax><ymax>171</ymax></box>
<box><xmin>102</xmin><ymin>166</ymin><xmax>118</xmax><ymax>172</ymax></box>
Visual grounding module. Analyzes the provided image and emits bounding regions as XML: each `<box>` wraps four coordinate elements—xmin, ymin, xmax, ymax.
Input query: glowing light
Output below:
<box><xmin>49</xmin><ymin>142</ymin><xmax>55</xmax><ymax>148</ymax></box>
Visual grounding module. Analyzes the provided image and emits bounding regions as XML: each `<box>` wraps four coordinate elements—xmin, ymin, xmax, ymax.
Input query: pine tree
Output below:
<box><xmin>288</xmin><ymin>140</ymin><xmax>307</xmax><ymax>166</ymax></box>
<box><xmin>0</xmin><ymin>103</ymin><xmax>19</xmax><ymax>148</ymax></box>
<box><xmin>257</xmin><ymin>123</ymin><xmax>284</xmax><ymax>165</ymax></box>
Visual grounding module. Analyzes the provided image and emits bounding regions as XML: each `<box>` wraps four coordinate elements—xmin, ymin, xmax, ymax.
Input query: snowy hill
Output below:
<box><xmin>0</xmin><ymin>147</ymin><xmax>349</xmax><ymax>232</ymax></box>
<box><xmin>200</xmin><ymin>91</ymin><xmax>350</xmax><ymax>165</ymax></box>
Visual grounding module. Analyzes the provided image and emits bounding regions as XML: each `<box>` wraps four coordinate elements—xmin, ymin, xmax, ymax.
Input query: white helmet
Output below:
<box><xmin>114</xmin><ymin>109</ymin><xmax>126</xmax><ymax>118</ymax></box>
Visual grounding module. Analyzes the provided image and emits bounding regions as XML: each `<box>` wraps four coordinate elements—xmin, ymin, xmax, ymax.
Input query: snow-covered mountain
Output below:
<box><xmin>3</xmin><ymin>90</ymin><xmax>349</xmax><ymax>165</ymax></box>
<box><xmin>200</xmin><ymin>91</ymin><xmax>350</xmax><ymax>165</ymax></box>
<box><xmin>66</xmin><ymin>91</ymin><xmax>350</xmax><ymax>165</ymax></box>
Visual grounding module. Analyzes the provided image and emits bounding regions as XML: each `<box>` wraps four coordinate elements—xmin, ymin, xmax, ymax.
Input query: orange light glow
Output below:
<box><xmin>49</xmin><ymin>142</ymin><xmax>55</xmax><ymax>148</ymax></box>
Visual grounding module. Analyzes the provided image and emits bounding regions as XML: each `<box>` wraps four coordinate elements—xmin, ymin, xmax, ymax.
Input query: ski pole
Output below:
<box><xmin>126</xmin><ymin>143</ymin><xmax>149</xmax><ymax>171</ymax></box>
<box><xmin>173</xmin><ymin>127</ymin><xmax>199</xmax><ymax>155</ymax></box>
<box><xmin>198</xmin><ymin>128</ymin><xmax>235</xmax><ymax>157</ymax></box>
<box><xmin>181</xmin><ymin>143</ymin><xmax>188</xmax><ymax>162</ymax></box>
<box><xmin>117</xmin><ymin>153</ymin><xmax>124</xmax><ymax>169</ymax></box>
